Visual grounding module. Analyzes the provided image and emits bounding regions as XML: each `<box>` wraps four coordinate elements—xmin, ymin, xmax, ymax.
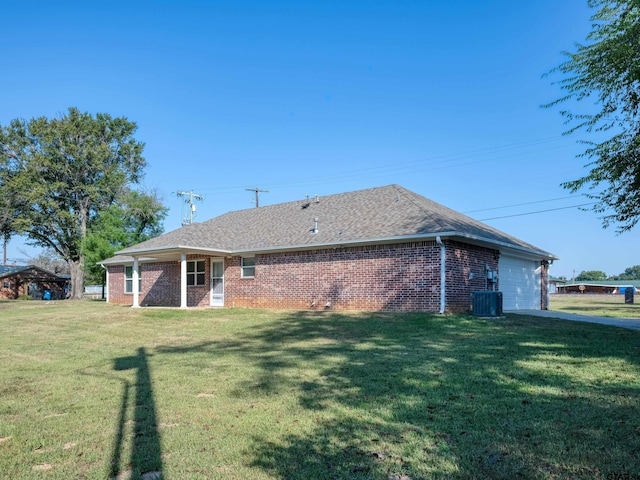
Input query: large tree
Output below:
<box><xmin>0</xmin><ymin>107</ymin><xmax>149</xmax><ymax>298</ymax></box>
<box><xmin>546</xmin><ymin>0</ymin><xmax>640</xmax><ymax>232</ymax></box>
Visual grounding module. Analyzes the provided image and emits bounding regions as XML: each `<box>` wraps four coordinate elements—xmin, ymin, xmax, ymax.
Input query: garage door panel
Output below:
<box><xmin>499</xmin><ymin>255</ymin><xmax>540</xmax><ymax>310</ymax></box>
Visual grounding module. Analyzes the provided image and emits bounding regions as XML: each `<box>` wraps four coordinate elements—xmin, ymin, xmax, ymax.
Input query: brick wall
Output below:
<box><xmin>141</xmin><ymin>261</ymin><xmax>181</xmax><ymax>306</ymax></box>
<box><xmin>445</xmin><ymin>241</ymin><xmax>500</xmax><ymax>312</ymax></box>
<box><xmin>225</xmin><ymin>241</ymin><xmax>444</xmax><ymax>312</ymax></box>
<box><xmin>108</xmin><ymin>256</ymin><xmax>212</xmax><ymax>307</ymax></box>
<box><xmin>107</xmin><ymin>240</ymin><xmax>503</xmax><ymax>312</ymax></box>
<box><xmin>0</xmin><ymin>278</ymin><xmax>18</xmax><ymax>299</ymax></box>
<box><xmin>107</xmin><ymin>265</ymin><xmax>128</xmax><ymax>305</ymax></box>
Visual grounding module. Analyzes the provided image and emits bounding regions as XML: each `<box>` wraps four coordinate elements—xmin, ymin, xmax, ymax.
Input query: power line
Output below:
<box><xmin>463</xmin><ymin>195</ymin><xmax>584</xmax><ymax>213</ymax></box>
<box><xmin>478</xmin><ymin>202</ymin><xmax>597</xmax><ymax>221</ymax></box>
<box><xmin>190</xmin><ymin>133</ymin><xmax>585</xmax><ymax>194</ymax></box>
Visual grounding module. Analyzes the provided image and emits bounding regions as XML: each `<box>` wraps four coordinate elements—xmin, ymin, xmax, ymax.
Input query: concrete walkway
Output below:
<box><xmin>507</xmin><ymin>309</ymin><xmax>640</xmax><ymax>331</ymax></box>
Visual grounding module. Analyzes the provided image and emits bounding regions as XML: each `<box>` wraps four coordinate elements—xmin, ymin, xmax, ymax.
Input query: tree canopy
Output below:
<box><xmin>546</xmin><ymin>0</ymin><xmax>640</xmax><ymax>232</ymax></box>
<box><xmin>24</xmin><ymin>249</ymin><xmax>70</xmax><ymax>276</ymax></box>
<box><xmin>575</xmin><ymin>270</ymin><xmax>609</xmax><ymax>281</ymax></box>
<box><xmin>611</xmin><ymin>264</ymin><xmax>640</xmax><ymax>280</ymax></box>
<box><xmin>0</xmin><ymin>107</ymin><xmax>164</xmax><ymax>298</ymax></box>
<box><xmin>83</xmin><ymin>188</ymin><xmax>167</xmax><ymax>285</ymax></box>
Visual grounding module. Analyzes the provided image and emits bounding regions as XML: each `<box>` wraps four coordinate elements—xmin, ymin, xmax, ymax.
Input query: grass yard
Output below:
<box><xmin>550</xmin><ymin>294</ymin><xmax>640</xmax><ymax>318</ymax></box>
<box><xmin>0</xmin><ymin>301</ymin><xmax>639</xmax><ymax>480</ymax></box>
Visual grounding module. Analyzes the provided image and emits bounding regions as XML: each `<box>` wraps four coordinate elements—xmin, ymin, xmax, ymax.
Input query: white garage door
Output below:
<box><xmin>499</xmin><ymin>255</ymin><xmax>541</xmax><ymax>310</ymax></box>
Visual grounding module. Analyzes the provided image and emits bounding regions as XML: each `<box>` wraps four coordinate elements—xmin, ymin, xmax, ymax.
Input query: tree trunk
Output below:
<box><xmin>68</xmin><ymin>258</ymin><xmax>85</xmax><ymax>300</ymax></box>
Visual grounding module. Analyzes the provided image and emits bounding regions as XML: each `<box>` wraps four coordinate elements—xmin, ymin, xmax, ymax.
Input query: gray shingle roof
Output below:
<box><xmin>0</xmin><ymin>265</ymin><xmax>21</xmax><ymax>276</ymax></box>
<box><xmin>111</xmin><ymin>184</ymin><xmax>555</xmax><ymax>261</ymax></box>
<box><xmin>0</xmin><ymin>265</ymin><xmax>68</xmax><ymax>280</ymax></box>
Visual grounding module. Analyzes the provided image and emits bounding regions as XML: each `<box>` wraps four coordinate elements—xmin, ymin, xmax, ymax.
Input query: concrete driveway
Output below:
<box><xmin>507</xmin><ymin>309</ymin><xmax>640</xmax><ymax>331</ymax></box>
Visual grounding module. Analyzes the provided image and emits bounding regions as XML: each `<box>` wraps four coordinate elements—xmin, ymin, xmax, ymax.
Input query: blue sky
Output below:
<box><xmin>2</xmin><ymin>1</ymin><xmax>638</xmax><ymax>279</ymax></box>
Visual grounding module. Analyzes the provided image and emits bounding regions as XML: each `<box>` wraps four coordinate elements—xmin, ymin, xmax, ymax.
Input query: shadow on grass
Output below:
<box><xmin>111</xmin><ymin>347</ymin><xmax>163</xmax><ymax>480</ymax></box>
<box><xmin>157</xmin><ymin>311</ymin><xmax>640</xmax><ymax>479</ymax></box>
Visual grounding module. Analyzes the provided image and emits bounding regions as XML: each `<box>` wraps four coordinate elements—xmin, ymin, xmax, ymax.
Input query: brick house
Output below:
<box><xmin>0</xmin><ymin>265</ymin><xmax>69</xmax><ymax>300</ymax></box>
<box><xmin>100</xmin><ymin>185</ymin><xmax>557</xmax><ymax>312</ymax></box>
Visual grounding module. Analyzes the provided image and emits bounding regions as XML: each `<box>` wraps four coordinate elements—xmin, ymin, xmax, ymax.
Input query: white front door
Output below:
<box><xmin>210</xmin><ymin>258</ymin><xmax>224</xmax><ymax>307</ymax></box>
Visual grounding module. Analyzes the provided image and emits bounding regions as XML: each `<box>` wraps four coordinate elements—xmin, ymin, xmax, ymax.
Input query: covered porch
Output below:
<box><xmin>104</xmin><ymin>246</ymin><xmax>231</xmax><ymax>308</ymax></box>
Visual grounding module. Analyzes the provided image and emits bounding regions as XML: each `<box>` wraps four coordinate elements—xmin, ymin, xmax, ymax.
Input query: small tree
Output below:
<box><xmin>545</xmin><ymin>0</ymin><xmax>640</xmax><ymax>232</ymax></box>
<box><xmin>83</xmin><ymin>188</ymin><xmax>167</xmax><ymax>285</ymax></box>
<box><xmin>0</xmin><ymin>108</ymin><xmax>147</xmax><ymax>299</ymax></box>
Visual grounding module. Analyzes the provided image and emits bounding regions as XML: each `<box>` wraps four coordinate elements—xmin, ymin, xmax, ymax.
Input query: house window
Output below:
<box><xmin>241</xmin><ymin>257</ymin><xmax>255</xmax><ymax>278</ymax></box>
<box><xmin>125</xmin><ymin>266</ymin><xmax>142</xmax><ymax>294</ymax></box>
<box><xmin>187</xmin><ymin>260</ymin><xmax>206</xmax><ymax>286</ymax></box>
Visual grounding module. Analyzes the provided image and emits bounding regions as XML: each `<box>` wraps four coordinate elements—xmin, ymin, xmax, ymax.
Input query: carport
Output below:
<box><xmin>0</xmin><ymin>265</ymin><xmax>69</xmax><ymax>300</ymax></box>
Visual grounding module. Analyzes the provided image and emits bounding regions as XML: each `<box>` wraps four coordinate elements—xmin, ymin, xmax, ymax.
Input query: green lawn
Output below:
<box><xmin>550</xmin><ymin>294</ymin><xmax>640</xmax><ymax>318</ymax></box>
<box><xmin>1</xmin><ymin>301</ymin><xmax>639</xmax><ymax>479</ymax></box>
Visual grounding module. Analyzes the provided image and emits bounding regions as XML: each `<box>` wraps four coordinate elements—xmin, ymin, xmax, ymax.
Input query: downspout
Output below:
<box><xmin>436</xmin><ymin>236</ymin><xmax>446</xmax><ymax>314</ymax></box>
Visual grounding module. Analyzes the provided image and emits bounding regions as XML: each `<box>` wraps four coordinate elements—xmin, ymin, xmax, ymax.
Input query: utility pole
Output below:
<box><xmin>246</xmin><ymin>186</ymin><xmax>269</xmax><ymax>207</ymax></box>
<box><xmin>177</xmin><ymin>190</ymin><xmax>204</xmax><ymax>225</ymax></box>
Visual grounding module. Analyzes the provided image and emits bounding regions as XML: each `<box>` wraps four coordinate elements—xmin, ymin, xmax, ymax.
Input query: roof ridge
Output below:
<box><xmin>390</xmin><ymin>184</ymin><xmax>451</xmax><ymax>231</ymax></box>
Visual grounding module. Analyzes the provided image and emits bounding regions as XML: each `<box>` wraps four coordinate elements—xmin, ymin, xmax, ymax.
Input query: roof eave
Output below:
<box><xmin>108</xmin><ymin>232</ymin><xmax>557</xmax><ymax>262</ymax></box>
<box><xmin>233</xmin><ymin>231</ymin><xmax>557</xmax><ymax>260</ymax></box>
<box><xmin>114</xmin><ymin>245</ymin><xmax>233</xmax><ymax>257</ymax></box>
<box><xmin>453</xmin><ymin>233</ymin><xmax>558</xmax><ymax>261</ymax></box>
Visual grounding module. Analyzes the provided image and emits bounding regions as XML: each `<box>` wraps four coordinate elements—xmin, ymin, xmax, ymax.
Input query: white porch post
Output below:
<box><xmin>132</xmin><ymin>257</ymin><xmax>140</xmax><ymax>308</ymax></box>
<box><xmin>180</xmin><ymin>253</ymin><xmax>187</xmax><ymax>308</ymax></box>
<box><xmin>105</xmin><ymin>267</ymin><xmax>109</xmax><ymax>303</ymax></box>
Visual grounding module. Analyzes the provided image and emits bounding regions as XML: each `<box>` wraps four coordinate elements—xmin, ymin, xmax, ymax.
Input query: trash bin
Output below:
<box><xmin>625</xmin><ymin>287</ymin><xmax>634</xmax><ymax>304</ymax></box>
<box><xmin>42</xmin><ymin>289</ymin><xmax>52</xmax><ymax>301</ymax></box>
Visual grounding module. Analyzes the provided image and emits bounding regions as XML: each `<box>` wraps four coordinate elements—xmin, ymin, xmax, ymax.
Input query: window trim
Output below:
<box><xmin>241</xmin><ymin>256</ymin><xmax>256</xmax><ymax>278</ymax></box>
<box><xmin>187</xmin><ymin>259</ymin><xmax>207</xmax><ymax>287</ymax></box>
<box><xmin>124</xmin><ymin>265</ymin><xmax>142</xmax><ymax>294</ymax></box>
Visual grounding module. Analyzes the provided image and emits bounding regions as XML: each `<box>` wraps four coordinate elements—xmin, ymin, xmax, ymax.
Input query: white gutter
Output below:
<box><xmin>436</xmin><ymin>236</ymin><xmax>446</xmax><ymax>314</ymax></box>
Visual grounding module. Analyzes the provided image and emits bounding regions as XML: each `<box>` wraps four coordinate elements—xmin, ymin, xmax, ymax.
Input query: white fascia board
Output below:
<box><xmin>99</xmin><ymin>256</ymin><xmax>159</xmax><ymax>266</ymax></box>
<box><xmin>115</xmin><ymin>245</ymin><xmax>233</xmax><ymax>257</ymax></box>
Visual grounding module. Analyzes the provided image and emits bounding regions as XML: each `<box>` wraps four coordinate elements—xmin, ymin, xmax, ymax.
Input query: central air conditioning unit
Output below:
<box><xmin>472</xmin><ymin>291</ymin><xmax>503</xmax><ymax>317</ymax></box>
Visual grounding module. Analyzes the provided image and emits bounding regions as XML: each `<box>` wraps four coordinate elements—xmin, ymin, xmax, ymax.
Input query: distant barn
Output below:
<box><xmin>556</xmin><ymin>281</ymin><xmax>639</xmax><ymax>295</ymax></box>
<box><xmin>0</xmin><ymin>265</ymin><xmax>69</xmax><ymax>300</ymax></box>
